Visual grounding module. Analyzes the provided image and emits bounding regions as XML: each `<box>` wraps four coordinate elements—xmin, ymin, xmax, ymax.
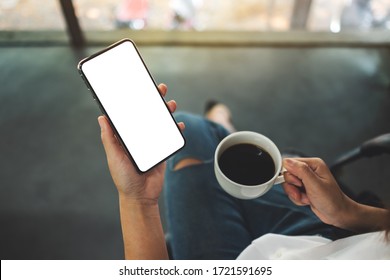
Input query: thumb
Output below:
<box><xmin>97</xmin><ymin>116</ymin><xmax>124</xmax><ymax>160</ymax></box>
<box><xmin>283</xmin><ymin>158</ymin><xmax>319</xmax><ymax>187</ymax></box>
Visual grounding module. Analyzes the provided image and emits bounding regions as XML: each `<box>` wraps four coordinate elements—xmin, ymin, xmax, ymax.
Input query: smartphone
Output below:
<box><xmin>78</xmin><ymin>39</ymin><xmax>185</xmax><ymax>173</ymax></box>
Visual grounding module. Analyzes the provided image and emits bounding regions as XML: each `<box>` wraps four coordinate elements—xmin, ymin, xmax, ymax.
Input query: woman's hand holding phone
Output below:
<box><xmin>98</xmin><ymin>83</ymin><xmax>184</xmax><ymax>259</ymax></box>
<box><xmin>80</xmin><ymin>38</ymin><xmax>185</xmax><ymax>258</ymax></box>
<box><xmin>98</xmin><ymin>83</ymin><xmax>184</xmax><ymax>205</ymax></box>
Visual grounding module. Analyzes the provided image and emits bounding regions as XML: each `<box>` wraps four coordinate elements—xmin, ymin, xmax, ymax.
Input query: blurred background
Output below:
<box><xmin>2</xmin><ymin>0</ymin><xmax>390</xmax><ymax>31</ymax></box>
<box><xmin>1</xmin><ymin>0</ymin><xmax>389</xmax><ymax>259</ymax></box>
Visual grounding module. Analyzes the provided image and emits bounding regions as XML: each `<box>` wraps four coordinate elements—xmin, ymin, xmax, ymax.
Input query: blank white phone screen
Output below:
<box><xmin>80</xmin><ymin>40</ymin><xmax>185</xmax><ymax>172</ymax></box>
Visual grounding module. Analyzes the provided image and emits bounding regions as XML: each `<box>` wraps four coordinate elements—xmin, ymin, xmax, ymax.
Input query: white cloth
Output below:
<box><xmin>237</xmin><ymin>231</ymin><xmax>390</xmax><ymax>260</ymax></box>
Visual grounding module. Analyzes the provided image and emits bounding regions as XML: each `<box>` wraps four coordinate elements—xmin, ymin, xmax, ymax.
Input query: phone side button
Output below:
<box><xmin>88</xmin><ymin>89</ymin><xmax>97</xmax><ymax>100</ymax></box>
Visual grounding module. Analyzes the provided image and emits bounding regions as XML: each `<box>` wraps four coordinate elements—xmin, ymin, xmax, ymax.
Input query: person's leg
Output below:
<box><xmin>163</xmin><ymin>112</ymin><xmax>253</xmax><ymax>259</ymax></box>
<box><xmin>164</xmin><ymin>110</ymin><xmax>353</xmax><ymax>260</ymax></box>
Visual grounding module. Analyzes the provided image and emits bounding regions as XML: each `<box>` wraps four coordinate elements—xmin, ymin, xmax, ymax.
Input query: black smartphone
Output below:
<box><xmin>78</xmin><ymin>39</ymin><xmax>185</xmax><ymax>173</ymax></box>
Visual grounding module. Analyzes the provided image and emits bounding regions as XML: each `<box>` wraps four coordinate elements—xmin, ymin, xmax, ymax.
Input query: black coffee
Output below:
<box><xmin>218</xmin><ymin>143</ymin><xmax>275</xmax><ymax>186</ymax></box>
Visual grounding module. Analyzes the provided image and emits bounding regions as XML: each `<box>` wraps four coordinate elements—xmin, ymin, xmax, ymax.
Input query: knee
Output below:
<box><xmin>173</xmin><ymin>157</ymin><xmax>203</xmax><ymax>171</ymax></box>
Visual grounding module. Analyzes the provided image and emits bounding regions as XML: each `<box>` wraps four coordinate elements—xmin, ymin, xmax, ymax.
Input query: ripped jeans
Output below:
<box><xmin>163</xmin><ymin>112</ymin><xmax>353</xmax><ymax>260</ymax></box>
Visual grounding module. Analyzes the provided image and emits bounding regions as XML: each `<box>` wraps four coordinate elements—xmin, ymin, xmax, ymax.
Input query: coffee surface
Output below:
<box><xmin>218</xmin><ymin>143</ymin><xmax>275</xmax><ymax>185</ymax></box>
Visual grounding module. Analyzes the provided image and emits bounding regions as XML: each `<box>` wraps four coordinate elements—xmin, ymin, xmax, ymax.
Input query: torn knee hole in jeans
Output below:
<box><xmin>173</xmin><ymin>158</ymin><xmax>203</xmax><ymax>171</ymax></box>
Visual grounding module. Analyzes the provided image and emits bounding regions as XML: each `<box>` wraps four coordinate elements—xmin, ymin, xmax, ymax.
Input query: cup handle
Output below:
<box><xmin>274</xmin><ymin>167</ymin><xmax>287</xmax><ymax>185</ymax></box>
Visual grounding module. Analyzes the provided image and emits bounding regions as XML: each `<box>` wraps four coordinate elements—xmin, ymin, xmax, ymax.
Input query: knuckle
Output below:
<box><xmin>298</xmin><ymin>162</ymin><xmax>310</xmax><ymax>173</ymax></box>
<box><xmin>313</xmin><ymin>157</ymin><xmax>325</xmax><ymax>165</ymax></box>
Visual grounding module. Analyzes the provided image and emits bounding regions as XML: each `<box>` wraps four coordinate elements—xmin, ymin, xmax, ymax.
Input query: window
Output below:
<box><xmin>0</xmin><ymin>0</ymin><xmax>65</xmax><ymax>30</ymax></box>
<box><xmin>1</xmin><ymin>0</ymin><xmax>389</xmax><ymax>33</ymax></box>
<box><xmin>75</xmin><ymin>0</ymin><xmax>390</xmax><ymax>32</ymax></box>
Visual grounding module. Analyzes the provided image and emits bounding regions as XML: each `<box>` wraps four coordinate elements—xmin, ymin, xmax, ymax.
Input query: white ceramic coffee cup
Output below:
<box><xmin>214</xmin><ymin>131</ymin><xmax>285</xmax><ymax>200</ymax></box>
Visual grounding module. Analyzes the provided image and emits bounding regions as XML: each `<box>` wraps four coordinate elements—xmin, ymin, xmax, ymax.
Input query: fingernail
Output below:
<box><xmin>288</xmin><ymin>193</ymin><xmax>297</xmax><ymax>201</ymax></box>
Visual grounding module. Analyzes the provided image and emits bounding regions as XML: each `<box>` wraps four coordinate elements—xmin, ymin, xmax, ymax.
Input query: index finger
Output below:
<box><xmin>285</xmin><ymin>157</ymin><xmax>330</xmax><ymax>177</ymax></box>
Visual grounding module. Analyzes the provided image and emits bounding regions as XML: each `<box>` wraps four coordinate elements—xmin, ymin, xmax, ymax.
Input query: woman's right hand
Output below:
<box><xmin>282</xmin><ymin>158</ymin><xmax>356</xmax><ymax>229</ymax></box>
<box><xmin>282</xmin><ymin>157</ymin><xmax>390</xmax><ymax>233</ymax></box>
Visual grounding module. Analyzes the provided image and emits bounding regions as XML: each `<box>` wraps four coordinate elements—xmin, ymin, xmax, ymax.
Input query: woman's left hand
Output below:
<box><xmin>98</xmin><ymin>83</ymin><xmax>185</xmax><ymax>205</ymax></box>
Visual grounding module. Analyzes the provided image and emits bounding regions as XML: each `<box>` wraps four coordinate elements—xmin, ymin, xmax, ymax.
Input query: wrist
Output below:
<box><xmin>335</xmin><ymin>198</ymin><xmax>389</xmax><ymax>233</ymax></box>
<box><xmin>333</xmin><ymin>197</ymin><xmax>360</xmax><ymax>230</ymax></box>
<box><xmin>118</xmin><ymin>192</ymin><xmax>160</xmax><ymax>207</ymax></box>
<box><xmin>119</xmin><ymin>194</ymin><xmax>161</xmax><ymax>220</ymax></box>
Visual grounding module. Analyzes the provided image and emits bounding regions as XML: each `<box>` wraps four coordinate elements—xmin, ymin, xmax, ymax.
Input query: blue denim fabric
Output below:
<box><xmin>163</xmin><ymin>112</ymin><xmax>352</xmax><ymax>260</ymax></box>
